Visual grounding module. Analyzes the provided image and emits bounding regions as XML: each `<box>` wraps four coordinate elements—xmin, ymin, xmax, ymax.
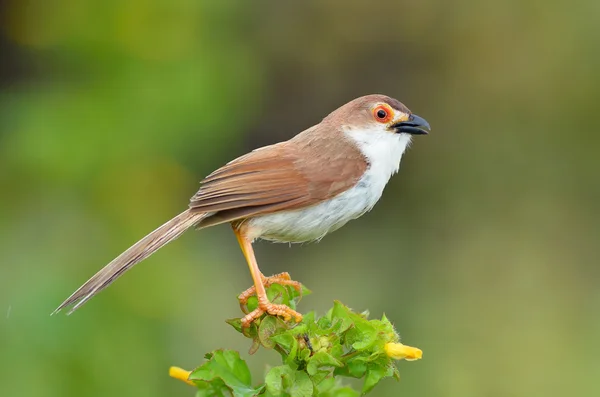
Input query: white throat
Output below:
<box><xmin>344</xmin><ymin>126</ymin><xmax>412</xmax><ymax>192</ymax></box>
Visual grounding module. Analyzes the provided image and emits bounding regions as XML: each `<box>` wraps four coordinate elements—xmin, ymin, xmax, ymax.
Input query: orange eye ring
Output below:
<box><xmin>372</xmin><ymin>104</ymin><xmax>394</xmax><ymax>123</ymax></box>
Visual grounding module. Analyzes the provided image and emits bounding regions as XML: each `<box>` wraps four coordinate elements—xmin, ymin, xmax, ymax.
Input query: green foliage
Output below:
<box><xmin>175</xmin><ymin>284</ymin><xmax>418</xmax><ymax>396</ymax></box>
<box><xmin>188</xmin><ymin>350</ymin><xmax>264</xmax><ymax>397</ymax></box>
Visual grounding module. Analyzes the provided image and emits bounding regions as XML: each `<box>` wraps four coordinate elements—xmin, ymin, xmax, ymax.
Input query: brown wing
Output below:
<box><xmin>190</xmin><ymin>130</ymin><xmax>367</xmax><ymax>228</ymax></box>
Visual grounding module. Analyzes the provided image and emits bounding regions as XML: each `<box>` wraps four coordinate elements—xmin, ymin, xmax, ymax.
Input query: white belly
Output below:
<box><xmin>247</xmin><ymin>173</ymin><xmax>380</xmax><ymax>242</ymax></box>
<box><xmin>245</xmin><ymin>129</ymin><xmax>411</xmax><ymax>243</ymax></box>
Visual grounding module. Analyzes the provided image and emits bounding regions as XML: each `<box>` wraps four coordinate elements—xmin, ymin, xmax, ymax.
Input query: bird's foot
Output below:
<box><xmin>238</xmin><ymin>272</ymin><xmax>302</xmax><ymax>308</ymax></box>
<box><xmin>241</xmin><ymin>301</ymin><xmax>303</xmax><ymax>328</ymax></box>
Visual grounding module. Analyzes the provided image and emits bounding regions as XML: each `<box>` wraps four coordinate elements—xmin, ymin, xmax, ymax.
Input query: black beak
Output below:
<box><xmin>392</xmin><ymin>114</ymin><xmax>430</xmax><ymax>135</ymax></box>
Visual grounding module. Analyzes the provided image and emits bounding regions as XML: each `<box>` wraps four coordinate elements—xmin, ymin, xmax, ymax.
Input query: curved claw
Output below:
<box><xmin>238</xmin><ymin>272</ymin><xmax>303</xmax><ymax>313</ymax></box>
<box><xmin>241</xmin><ymin>302</ymin><xmax>303</xmax><ymax>328</ymax></box>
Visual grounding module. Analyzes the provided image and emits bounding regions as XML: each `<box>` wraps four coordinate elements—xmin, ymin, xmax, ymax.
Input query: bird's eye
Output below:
<box><xmin>372</xmin><ymin>104</ymin><xmax>393</xmax><ymax>123</ymax></box>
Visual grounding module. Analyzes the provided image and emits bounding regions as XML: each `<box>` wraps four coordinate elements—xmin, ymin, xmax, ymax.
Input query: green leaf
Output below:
<box><xmin>299</xmin><ymin>311</ymin><xmax>315</xmax><ymax>329</ymax></box>
<box><xmin>226</xmin><ymin>318</ymin><xmax>243</xmax><ymax>333</ymax></box>
<box><xmin>195</xmin><ymin>379</ymin><xmax>231</xmax><ymax>397</ymax></box>
<box><xmin>265</xmin><ymin>365</ymin><xmax>295</xmax><ymax>395</ymax></box>
<box><xmin>330</xmin><ymin>301</ymin><xmax>352</xmax><ymax>321</ymax></box>
<box><xmin>241</xmin><ymin>321</ymin><xmax>259</xmax><ymax>340</ymax></box>
<box><xmin>380</xmin><ymin>313</ymin><xmax>391</xmax><ymax>327</ymax></box>
<box><xmin>298</xmin><ymin>346</ymin><xmax>311</xmax><ymax>361</ymax></box>
<box><xmin>189</xmin><ymin>350</ymin><xmax>263</xmax><ymax>397</ymax></box>
<box><xmin>270</xmin><ymin>332</ymin><xmax>295</xmax><ymax>352</ymax></box>
<box><xmin>329</xmin><ymin>387</ymin><xmax>361</xmax><ymax>397</ymax></box>
<box><xmin>315</xmin><ymin>377</ymin><xmax>361</xmax><ymax>397</ymax></box>
<box><xmin>317</xmin><ymin>313</ymin><xmax>333</xmax><ymax>330</ymax></box>
<box><xmin>289</xmin><ymin>371</ymin><xmax>313</xmax><ymax>397</ymax></box>
<box><xmin>312</xmin><ymin>371</ymin><xmax>330</xmax><ymax>387</ymax></box>
<box><xmin>344</xmin><ymin>315</ymin><xmax>378</xmax><ymax>352</ymax></box>
<box><xmin>259</xmin><ymin>316</ymin><xmax>279</xmax><ymax>349</ymax></box>
<box><xmin>246</xmin><ymin>296</ymin><xmax>259</xmax><ymax>313</ymax></box>
<box><xmin>271</xmin><ymin>332</ymin><xmax>299</xmax><ymax>364</ymax></box>
<box><xmin>347</xmin><ymin>360</ymin><xmax>367</xmax><ymax>378</ymax></box>
<box><xmin>267</xmin><ymin>284</ymin><xmax>289</xmax><ymax>305</ymax></box>
<box><xmin>190</xmin><ymin>296</ymin><xmax>418</xmax><ymax>397</ymax></box>
<box><xmin>300</xmin><ymin>284</ymin><xmax>312</xmax><ymax>297</ymax></box>
<box><xmin>330</xmin><ymin>301</ymin><xmax>356</xmax><ymax>334</ymax></box>
<box><xmin>351</xmin><ymin>328</ymin><xmax>376</xmax><ymax>351</ymax></box>
<box><xmin>307</xmin><ymin>351</ymin><xmax>343</xmax><ymax>376</ymax></box>
<box><xmin>314</xmin><ymin>375</ymin><xmax>335</xmax><ymax>393</ymax></box>
<box><xmin>265</xmin><ymin>366</ymin><xmax>314</xmax><ymax>397</ymax></box>
<box><xmin>330</xmin><ymin>343</ymin><xmax>344</xmax><ymax>359</ymax></box>
<box><xmin>362</xmin><ymin>363</ymin><xmax>394</xmax><ymax>395</ymax></box>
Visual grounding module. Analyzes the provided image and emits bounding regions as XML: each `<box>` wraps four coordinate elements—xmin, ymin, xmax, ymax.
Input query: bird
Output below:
<box><xmin>53</xmin><ymin>94</ymin><xmax>430</xmax><ymax>327</ymax></box>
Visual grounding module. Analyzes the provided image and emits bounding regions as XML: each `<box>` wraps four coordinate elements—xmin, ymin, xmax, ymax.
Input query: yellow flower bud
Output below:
<box><xmin>384</xmin><ymin>343</ymin><xmax>423</xmax><ymax>361</ymax></box>
<box><xmin>169</xmin><ymin>366</ymin><xmax>195</xmax><ymax>386</ymax></box>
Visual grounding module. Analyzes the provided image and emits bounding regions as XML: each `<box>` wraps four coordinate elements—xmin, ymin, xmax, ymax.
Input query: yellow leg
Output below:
<box><xmin>233</xmin><ymin>227</ymin><xmax>303</xmax><ymax>327</ymax></box>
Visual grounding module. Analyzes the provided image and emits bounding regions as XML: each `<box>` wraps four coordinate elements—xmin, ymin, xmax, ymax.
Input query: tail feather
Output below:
<box><xmin>53</xmin><ymin>209</ymin><xmax>206</xmax><ymax>315</ymax></box>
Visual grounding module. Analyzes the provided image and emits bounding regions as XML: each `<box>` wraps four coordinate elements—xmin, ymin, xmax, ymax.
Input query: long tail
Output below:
<box><xmin>53</xmin><ymin>209</ymin><xmax>207</xmax><ymax>315</ymax></box>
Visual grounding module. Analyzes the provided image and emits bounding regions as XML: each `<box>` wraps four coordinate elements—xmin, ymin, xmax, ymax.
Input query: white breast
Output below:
<box><xmin>247</xmin><ymin>129</ymin><xmax>412</xmax><ymax>243</ymax></box>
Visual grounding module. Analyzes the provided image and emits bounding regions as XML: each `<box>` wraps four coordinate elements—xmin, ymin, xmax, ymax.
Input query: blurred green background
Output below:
<box><xmin>1</xmin><ymin>1</ymin><xmax>599</xmax><ymax>396</ymax></box>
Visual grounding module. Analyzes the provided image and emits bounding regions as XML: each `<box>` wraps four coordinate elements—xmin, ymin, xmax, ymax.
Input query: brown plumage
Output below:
<box><xmin>53</xmin><ymin>101</ymin><xmax>367</xmax><ymax>314</ymax></box>
<box><xmin>53</xmin><ymin>94</ymin><xmax>429</xmax><ymax>322</ymax></box>
<box><xmin>191</xmin><ymin>125</ymin><xmax>367</xmax><ymax>228</ymax></box>
<box><xmin>53</xmin><ymin>210</ymin><xmax>207</xmax><ymax>313</ymax></box>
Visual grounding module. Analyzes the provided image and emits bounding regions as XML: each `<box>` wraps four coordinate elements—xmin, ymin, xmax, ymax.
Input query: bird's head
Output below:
<box><xmin>325</xmin><ymin>94</ymin><xmax>430</xmax><ymax>137</ymax></box>
<box><xmin>320</xmin><ymin>94</ymin><xmax>430</xmax><ymax>175</ymax></box>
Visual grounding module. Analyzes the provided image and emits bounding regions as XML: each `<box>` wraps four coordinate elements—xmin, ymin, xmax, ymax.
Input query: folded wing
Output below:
<box><xmin>191</xmin><ymin>137</ymin><xmax>367</xmax><ymax>228</ymax></box>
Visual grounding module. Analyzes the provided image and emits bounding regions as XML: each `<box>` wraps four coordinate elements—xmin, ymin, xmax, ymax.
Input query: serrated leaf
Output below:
<box><xmin>315</xmin><ymin>376</ymin><xmax>336</xmax><ymax>393</ymax></box>
<box><xmin>187</xmin><ymin>297</ymin><xmax>416</xmax><ymax>397</ymax></box>
<box><xmin>298</xmin><ymin>347</ymin><xmax>311</xmax><ymax>361</ymax></box>
<box><xmin>270</xmin><ymin>332</ymin><xmax>295</xmax><ymax>352</ymax></box>
<box><xmin>289</xmin><ymin>324</ymin><xmax>309</xmax><ymax>338</ymax></box>
<box><xmin>369</xmin><ymin>317</ymin><xmax>397</xmax><ymax>345</ymax></box>
<box><xmin>330</xmin><ymin>344</ymin><xmax>344</xmax><ymax>359</ymax></box>
<box><xmin>226</xmin><ymin>318</ymin><xmax>243</xmax><ymax>334</ymax></box>
<box><xmin>287</xmin><ymin>283</ymin><xmax>311</xmax><ymax>301</ymax></box>
<box><xmin>361</xmin><ymin>366</ymin><xmax>386</xmax><ymax>395</ymax></box>
<box><xmin>309</xmin><ymin>369</ymin><xmax>330</xmax><ymax>386</ymax></box>
<box><xmin>301</xmin><ymin>284</ymin><xmax>312</xmax><ymax>296</ymax></box>
<box><xmin>259</xmin><ymin>316</ymin><xmax>279</xmax><ymax>349</ymax></box>
<box><xmin>347</xmin><ymin>318</ymin><xmax>378</xmax><ymax>351</ymax></box>
<box><xmin>351</xmin><ymin>329</ymin><xmax>376</xmax><ymax>351</ymax></box>
<box><xmin>315</xmin><ymin>377</ymin><xmax>360</xmax><ymax>397</ymax></box>
<box><xmin>300</xmin><ymin>311</ymin><xmax>315</xmax><ymax>327</ymax></box>
<box><xmin>392</xmin><ymin>365</ymin><xmax>401</xmax><ymax>381</ymax></box>
<box><xmin>265</xmin><ymin>365</ymin><xmax>295</xmax><ymax>395</ymax></box>
<box><xmin>194</xmin><ymin>379</ymin><xmax>231</xmax><ymax>397</ymax></box>
<box><xmin>267</xmin><ymin>284</ymin><xmax>289</xmax><ymax>305</ymax></box>
<box><xmin>307</xmin><ymin>351</ymin><xmax>343</xmax><ymax>376</ymax></box>
<box><xmin>317</xmin><ymin>314</ymin><xmax>333</xmax><ymax>330</ymax></box>
<box><xmin>347</xmin><ymin>360</ymin><xmax>367</xmax><ymax>378</ymax></box>
<box><xmin>238</xmin><ymin>320</ymin><xmax>258</xmax><ymax>340</ymax></box>
<box><xmin>327</xmin><ymin>387</ymin><xmax>360</xmax><ymax>397</ymax></box>
<box><xmin>189</xmin><ymin>350</ymin><xmax>262</xmax><ymax>397</ymax></box>
<box><xmin>289</xmin><ymin>371</ymin><xmax>313</xmax><ymax>397</ymax></box>
<box><xmin>330</xmin><ymin>301</ymin><xmax>355</xmax><ymax>334</ymax></box>
<box><xmin>381</xmin><ymin>313</ymin><xmax>391</xmax><ymax>327</ymax></box>
<box><xmin>361</xmin><ymin>363</ymin><xmax>394</xmax><ymax>395</ymax></box>
<box><xmin>271</xmin><ymin>333</ymin><xmax>298</xmax><ymax>364</ymax></box>
<box><xmin>331</xmin><ymin>301</ymin><xmax>352</xmax><ymax>322</ymax></box>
